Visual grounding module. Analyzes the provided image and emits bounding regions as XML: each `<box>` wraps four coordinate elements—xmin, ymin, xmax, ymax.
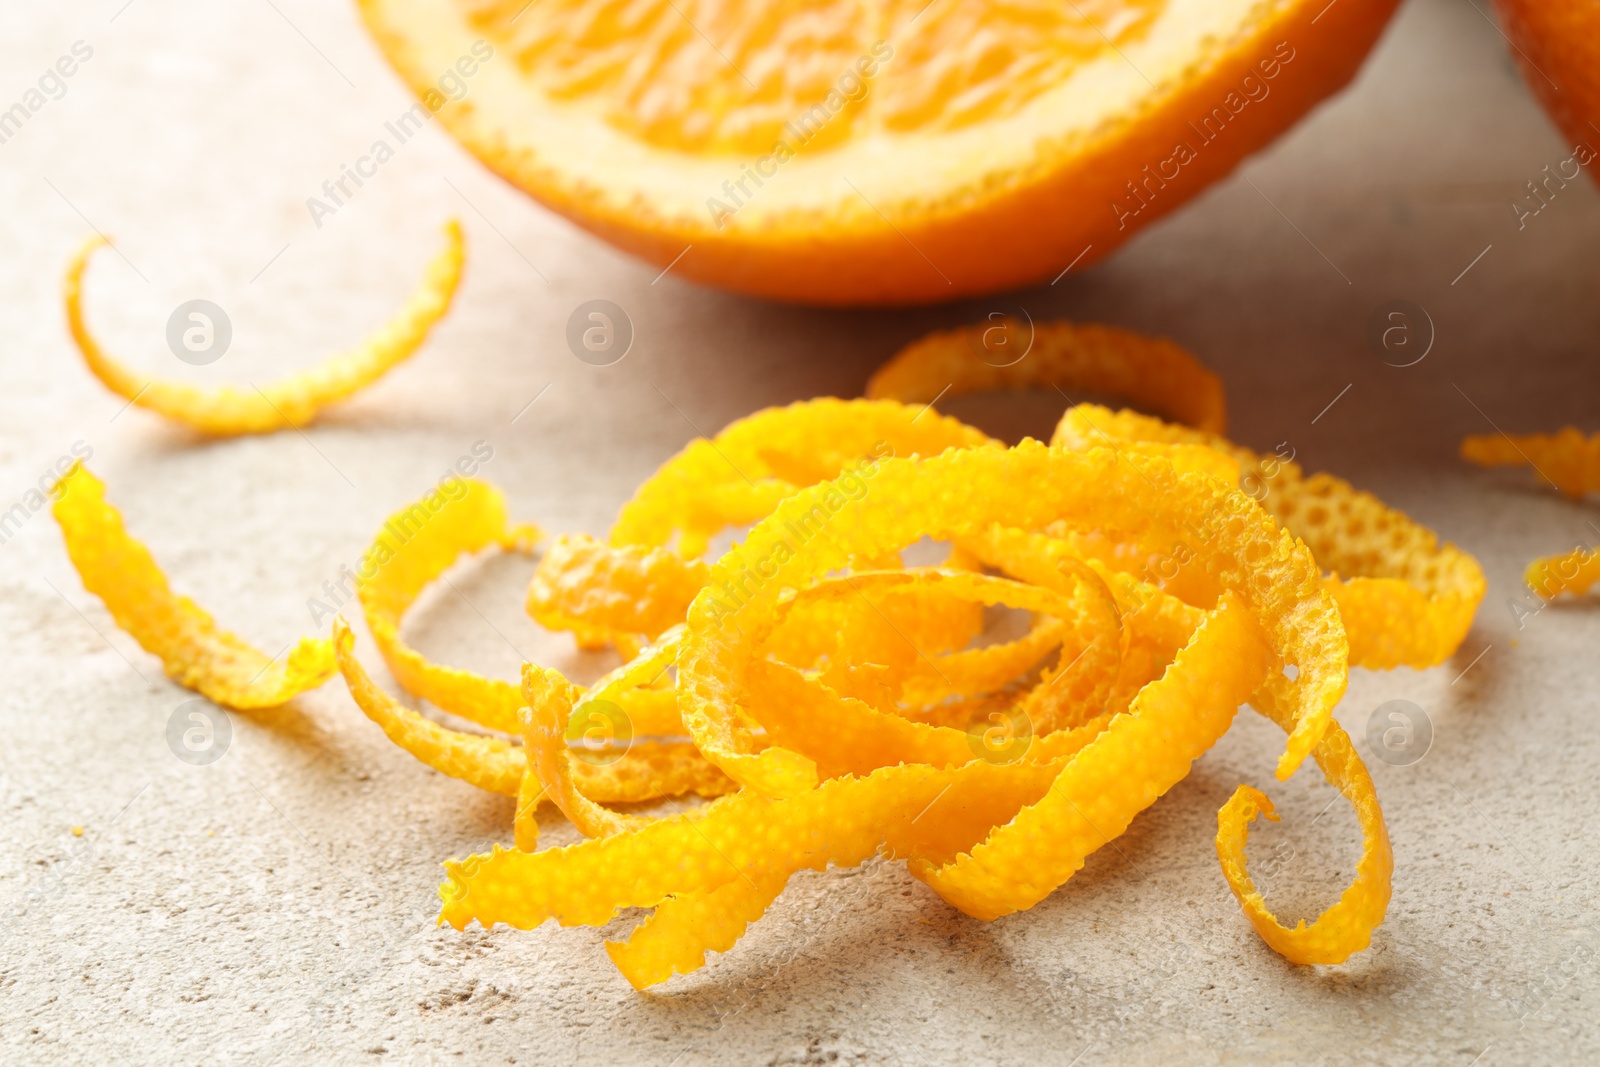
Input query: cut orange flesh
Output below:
<box><xmin>358</xmin><ymin>0</ymin><xmax>1401</xmax><ymax>304</ymax></box>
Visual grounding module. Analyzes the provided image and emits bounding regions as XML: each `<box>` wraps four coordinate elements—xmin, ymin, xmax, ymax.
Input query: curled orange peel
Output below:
<box><xmin>332</xmin><ymin>616</ymin><xmax>732</xmax><ymax>808</ymax></box>
<box><xmin>1461</xmin><ymin>427</ymin><xmax>1600</xmax><ymax>499</ymax></box>
<box><xmin>1215</xmin><ymin>708</ymin><xmax>1392</xmax><ymax>964</ymax></box>
<box><xmin>63</xmin><ymin>220</ymin><xmax>464</xmax><ymax>436</ymax></box>
<box><xmin>439</xmin><ymin>442</ymin><xmax>1373</xmax><ymax>985</ymax></box>
<box><xmin>679</xmin><ymin>441</ymin><xmax>1344</xmax><ymax>794</ymax></box>
<box><xmin>1055</xmin><ymin>404</ymin><xmax>1486</xmax><ymax>670</ymax></box>
<box><xmin>356</xmin><ymin>477</ymin><xmax>539</xmax><ymax>734</ymax></box>
<box><xmin>50</xmin><ymin>463</ymin><xmax>333</xmax><ymax>709</ymax></box>
<box><xmin>866</xmin><ymin>318</ymin><xmax>1227</xmax><ymax>434</ymax></box>
<box><xmin>1462</xmin><ymin>429</ymin><xmax>1600</xmax><ymax>600</ymax></box>
<box><xmin>608</xmin><ymin>397</ymin><xmax>994</xmax><ymax>557</ymax></box>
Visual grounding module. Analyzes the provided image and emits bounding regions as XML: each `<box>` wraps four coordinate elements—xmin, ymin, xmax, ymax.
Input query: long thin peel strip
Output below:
<box><xmin>50</xmin><ymin>463</ymin><xmax>334</xmax><ymax>709</ymax></box>
<box><xmin>335</xmin><ymin>616</ymin><xmax>523</xmax><ymax>795</ymax></box>
<box><xmin>438</xmin><ymin>759</ymin><xmax>1057</xmax><ymax>933</ymax></box>
<box><xmin>866</xmin><ymin>318</ymin><xmax>1227</xmax><ymax>434</ymax></box>
<box><xmin>1461</xmin><ymin>427</ymin><xmax>1600</xmax><ymax>498</ymax></box>
<box><xmin>64</xmin><ymin>221</ymin><xmax>464</xmax><ymax>435</ymax></box>
<box><xmin>1215</xmin><ymin>701</ymin><xmax>1392</xmax><ymax>964</ymax></box>
<box><xmin>609</xmin><ymin>397</ymin><xmax>994</xmax><ymax>556</ymax></box>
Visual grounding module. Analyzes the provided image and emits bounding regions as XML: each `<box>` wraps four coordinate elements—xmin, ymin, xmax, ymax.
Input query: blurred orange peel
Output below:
<box><xmin>62</xmin><ymin>219</ymin><xmax>464</xmax><ymax>436</ymax></box>
<box><xmin>49</xmin><ymin>463</ymin><xmax>334</xmax><ymax>708</ymax></box>
<box><xmin>1462</xmin><ymin>428</ymin><xmax>1600</xmax><ymax>599</ymax></box>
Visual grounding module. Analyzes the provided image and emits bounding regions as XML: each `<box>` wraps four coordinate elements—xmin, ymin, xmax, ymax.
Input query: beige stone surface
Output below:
<box><xmin>3</xmin><ymin>0</ymin><xmax>1599</xmax><ymax>1063</ymax></box>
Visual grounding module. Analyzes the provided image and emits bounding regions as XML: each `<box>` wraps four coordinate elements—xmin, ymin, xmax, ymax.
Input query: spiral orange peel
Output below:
<box><xmin>440</xmin><ymin>440</ymin><xmax>1389</xmax><ymax>987</ymax></box>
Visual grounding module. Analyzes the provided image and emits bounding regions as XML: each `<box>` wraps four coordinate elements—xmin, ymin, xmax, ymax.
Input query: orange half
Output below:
<box><xmin>360</xmin><ymin>0</ymin><xmax>1400</xmax><ymax>304</ymax></box>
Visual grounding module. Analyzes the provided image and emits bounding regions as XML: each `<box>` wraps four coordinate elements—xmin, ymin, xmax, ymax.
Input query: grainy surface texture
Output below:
<box><xmin>2</xmin><ymin>1</ymin><xmax>1598</xmax><ymax>1064</ymax></box>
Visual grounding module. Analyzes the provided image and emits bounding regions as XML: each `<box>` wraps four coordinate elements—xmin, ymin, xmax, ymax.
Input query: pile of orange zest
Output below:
<box><xmin>50</xmin><ymin>463</ymin><xmax>334</xmax><ymax>709</ymax></box>
<box><xmin>866</xmin><ymin>317</ymin><xmax>1227</xmax><ymax>434</ymax></box>
<box><xmin>62</xmin><ymin>220</ymin><xmax>464</xmax><ymax>436</ymax></box>
<box><xmin>439</xmin><ymin>440</ymin><xmax>1389</xmax><ymax>987</ymax></box>
<box><xmin>52</xmin><ymin>315</ymin><xmax>1494</xmax><ymax>990</ymax></box>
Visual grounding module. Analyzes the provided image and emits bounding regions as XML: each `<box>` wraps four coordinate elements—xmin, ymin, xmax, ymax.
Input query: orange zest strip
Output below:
<box><xmin>1215</xmin><ymin>709</ymin><xmax>1391</xmax><ymax>964</ymax></box>
<box><xmin>63</xmin><ymin>220</ymin><xmax>464</xmax><ymax>436</ymax></box>
<box><xmin>50</xmin><ymin>463</ymin><xmax>334</xmax><ymax>709</ymax></box>
<box><xmin>866</xmin><ymin>318</ymin><xmax>1227</xmax><ymax>434</ymax></box>
<box><xmin>1461</xmin><ymin>427</ymin><xmax>1600</xmax><ymax>499</ymax></box>
<box><xmin>333</xmin><ymin>617</ymin><xmax>732</xmax><ymax>806</ymax></box>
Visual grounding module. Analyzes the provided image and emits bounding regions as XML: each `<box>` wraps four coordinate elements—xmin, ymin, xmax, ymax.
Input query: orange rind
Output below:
<box><xmin>50</xmin><ymin>463</ymin><xmax>334</xmax><ymax>709</ymax></box>
<box><xmin>64</xmin><ymin>220</ymin><xmax>463</xmax><ymax>435</ymax></box>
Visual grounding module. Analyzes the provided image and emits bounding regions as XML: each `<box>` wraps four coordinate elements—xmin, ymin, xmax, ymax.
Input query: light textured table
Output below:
<box><xmin>3</xmin><ymin>0</ymin><xmax>1598</xmax><ymax>1063</ymax></box>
